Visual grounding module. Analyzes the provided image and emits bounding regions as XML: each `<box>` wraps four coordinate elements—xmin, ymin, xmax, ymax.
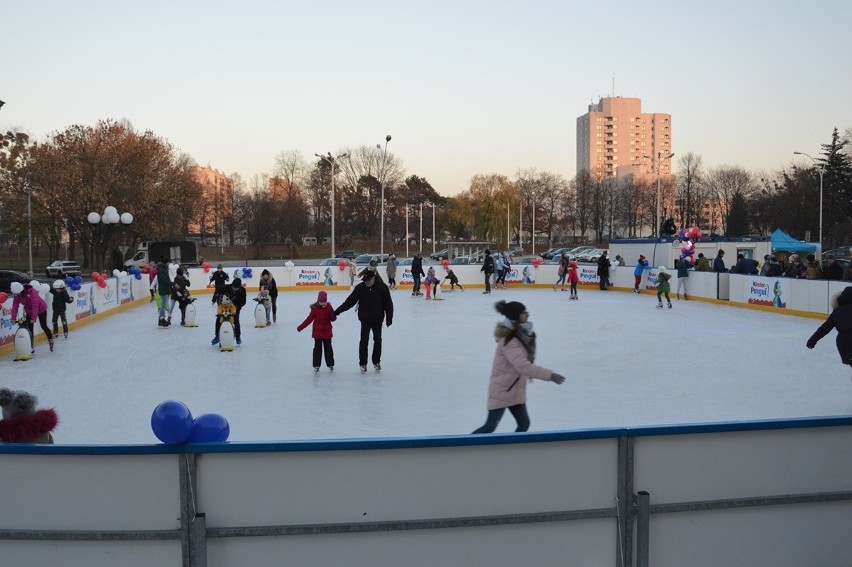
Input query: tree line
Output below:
<box><xmin>1</xmin><ymin>120</ymin><xmax>850</xmax><ymax>269</ymax></box>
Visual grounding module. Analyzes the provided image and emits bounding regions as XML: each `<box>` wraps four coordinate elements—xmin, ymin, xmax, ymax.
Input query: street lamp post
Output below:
<box><xmin>378</xmin><ymin>135</ymin><xmax>392</xmax><ymax>260</ymax></box>
<box><xmin>315</xmin><ymin>152</ymin><xmax>349</xmax><ymax>258</ymax></box>
<box><xmin>643</xmin><ymin>151</ymin><xmax>675</xmax><ymax>237</ymax></box>
<box><xmin>87</xmin><ymin>206</ymin><xmax>133</xmax><ymax>273</ymax></box>
<box><xmin>794</xmin><ymin>149</ymin><xmax>837</xmax><ymax>248</ymax></box>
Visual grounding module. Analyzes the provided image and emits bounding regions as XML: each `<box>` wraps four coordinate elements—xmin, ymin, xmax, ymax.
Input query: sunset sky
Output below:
<box><xmin>3</xmin><ymin>0</ymin><xmax>850</xmax><ymax>195</ymax></box>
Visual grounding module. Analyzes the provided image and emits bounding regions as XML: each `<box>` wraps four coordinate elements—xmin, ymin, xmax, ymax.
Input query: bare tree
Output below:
<box><xmin>272</xmin><ymin>149</ymin><xmax>309</xmax><ymax>242</ymax></box>
<box><xmin>704</xmin><ymin>165</ymin><xmax>754</xmax><ymax>234</ymax></box>
<box><xmin>675</xmin><ymin>152</ymin><xmax>704</xmax><ymax>227</ymax></box>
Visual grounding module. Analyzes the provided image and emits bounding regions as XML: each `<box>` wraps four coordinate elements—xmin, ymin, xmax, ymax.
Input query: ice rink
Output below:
<box><xmin>3</xmin><ymin>286</ymin><xmax>850</xmax><ymax>444</ymax></box>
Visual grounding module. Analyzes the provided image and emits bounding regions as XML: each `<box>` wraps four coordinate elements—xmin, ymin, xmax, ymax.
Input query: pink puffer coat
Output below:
<box><xmin>486</xmin><ymin>324</ymin><xmax>554</xmax><ymax>410</ymax></box>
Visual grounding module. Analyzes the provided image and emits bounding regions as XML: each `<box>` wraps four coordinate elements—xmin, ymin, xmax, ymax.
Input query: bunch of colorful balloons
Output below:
<box><xmin>64</xmin><ymin>275</ymin><xmax>84</xmax><ymax>290</ymax></box>
<box><xmin>531</xmin><ymin>257</ymin><xmax>542</xmax><ymax>268</ymax></box>
<box><xmin>127</xmin><ymin>266</ymin><xmax>143</xmax><ymax>280</ymax></box>
<box><xmin>676</xmin><ymin>225</ymin><xmax>703</xmax><ymax>263</ymax></box>
<box><xmin>241</xmin><ymin>267</ymin><xmax>253</xmax><ymax>279</ymax></box>
<box><xmin>90</xmin><ymin>272</ymin><xmax>108</xmax><ymax>288</ymax></box>
<box><xmin>151</xmin><ymin>400</ymin><xmax>230</xmax><ymax>444</ymax></box>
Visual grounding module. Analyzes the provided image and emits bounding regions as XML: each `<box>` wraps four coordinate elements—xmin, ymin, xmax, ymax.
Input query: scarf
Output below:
<box><xmin>502</xmin><ymin>318</ymin><xmax>536</xmax><ymax>361</ymax></box>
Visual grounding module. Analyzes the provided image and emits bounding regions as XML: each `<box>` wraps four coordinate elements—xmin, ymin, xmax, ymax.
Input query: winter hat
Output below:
<box><xmin>361</xmin><ymin>268</ymin><xmax>376</xmax><ymax>280</ymax></box>
<box><xmin>232</xmin><ymin>278</ymin><xmax>242</xmax><ymax>287</ymax></box>
<box><xmin>639</xmin><ymin>255</ymin><xmax>646</xmax><ymax>261</ymax></box>
<box><xmin>52</xmin><ymin>280</ymin><xmax>66</xmax><ymax>289</ymax></box>
<box><xmin>495</xmin><ymin>300</ymin><xmax>526</xmax><ymax>322</ymax></box>
<box><xmin>0</xmin><ymin>388</ymin><xmax>37</xmax><ymax>420</ymax></box>
<box><xmin>217</xmin><ymin>264</ymin><xmax>223</xmax><ymax>269</ymax></box>
<box><xmin>10</xmin><ymin>282</ymin><xmax>23</xmax><ymax>295</ymax></box>
<box><xmin>659</xmin><ymin>266</ymin><xmax>668</xmax><ymax>272</ymax></box>
<box><xmin>317</xmin><ymin>291</ymin><xmax>328</xmax><ymax>303</ymax></box>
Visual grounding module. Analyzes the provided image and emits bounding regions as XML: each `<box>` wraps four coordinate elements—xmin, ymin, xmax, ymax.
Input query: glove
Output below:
<box><xmin>806</xmin><ymin>339</ymin><xmax>816</xmax><ymax>349</ymax></box>
<box><xmin>386</xmin><ymin>319</ymin><xmax>393</xmax><ymax>327</ymax></box>
<box><xmin>550</xmin><ymin>372</ymin><xmax>566</xmax><ymax>385</ymax></box>
<box><xmin>296</xmin><ymin>326</ymin><xmax>302</xmax><ymax>332</ymax></box>
<box><xmin>331</xmin><ymin>314</ymin><xmax>337</xmax><ymax>322</ymax></box>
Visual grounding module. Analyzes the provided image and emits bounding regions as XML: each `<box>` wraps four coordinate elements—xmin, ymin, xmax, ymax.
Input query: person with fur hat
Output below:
<box><xmin>656</xmin><ymin>266</ymin><xmax>672</xmax><ymax>309</ymax></box>
<box><xmin>10</xmin><ymin>281</ymin><xmax>54</xmax><ymax>353</ymax></box>
<box><xmin>259</xmin><ymin>269</ymin><xmax>279</xmax><ymax>322</ymax></box>
<box><xmin>807</xmin><ymin>286</ymin><xmax>852</xmax><ymax>376</ymax></box>
<box><xmin>49</xmin><ymin>279</ymin><xmax>74</xmax><ymax>338</ymax></box>
<box><xmin>472</xmin><ymin>300</ymin><xmax>565</xmax><ymax>434</ymax></box>
<box><xmin>333</xmin><ymin>267</ymin><xmax>394</xmax><ymax>372</ymax></box>
<box><xmin>0</xmin><ymin>388</ymin><xmax>58</xmax><ymax>444</ymax></box>
<box><xmin>297</xmin><ymin>290</ymin><xmax>337</xmax><ymax>372</ymax></box>
<box><xmin>633</xmin><ymin>255</ymin><xmax>649</xmax><ymax>293</ymax></box>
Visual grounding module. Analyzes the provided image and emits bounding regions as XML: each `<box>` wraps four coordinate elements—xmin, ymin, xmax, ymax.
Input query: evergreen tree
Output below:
<box><xmin>726</xmin><ymin>192</ymin><xmax>750</xmax><ymax>236</ymax></box>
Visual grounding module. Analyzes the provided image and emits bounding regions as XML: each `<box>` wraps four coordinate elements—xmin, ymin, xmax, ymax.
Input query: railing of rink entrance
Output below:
<box><xmin>1</xmin><ymin>416</ymin><xmax>851</xmax><ymax>567</ymax></box>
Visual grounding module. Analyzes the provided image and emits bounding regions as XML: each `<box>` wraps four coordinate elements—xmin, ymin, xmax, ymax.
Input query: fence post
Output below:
<box><xmin>616</xmin><ymin>436</ymin><xmax>634</xmax><ymax>567</ymax></box>
<box><xmin>636</xmin><ymin>491</ymin><xmax>650</xmax><ymax>567</ymax></box>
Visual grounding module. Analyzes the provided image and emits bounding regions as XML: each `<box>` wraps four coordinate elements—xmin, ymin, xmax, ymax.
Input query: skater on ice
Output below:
<box><xmin>567</xmin><ymin>259</ymin><xmax>580</xmax><ymax>300</ymax></box>
<box><xmin>633</xmin><ymin>255</ymin><xmax>648</xmax><ymax>293</ymax></box>
<box><xmin>170</xmin><ymin>266</ymin><xmax>195</xmax><ymax>326</ymax></box>
<box><xmin>656</xmin><ymin>266</ymin><xmax>672</xmax><ymax>309</ymax></box>
<box><xmin>442</xmin><ymin>267</ymin><xmax>464</xmax><ymax>292</ymax></box>
<box><xmin>258</xmin><ymin>269</ymin><xmax>279</xmax><ymax>322</ymax></box>
<box><xmin>228</xmin><ymin>278</ymin><xmax>247</xmax><ymax>345</ymax></box>
<box><xmin>209</xmin><ymin>264</ymin><xmax>230</xmax><ymax>305</ymax></box>
<box><xmin>155</xmin><ymin>257</ymin><xmax>172</xmax><ymax>327</ymax></box>
<box><xmin>10</xmin><ymin>281</ymin><xmax>54</xmax><ymax>352</ymax></box>
<box><xmin>253</xmin><ymin>286</ymin><xmax>272</xmax><ymax>327</ymax></box>
<box><xmin>333</xmin><ymin>267</ymin><xmax>393</xmax><ymax>373</ymax></box>
<box><xmin>49</xmin><ymin>280</ymin><xmax>74</xmax><ymax>338</ymax></box>
<box><xmin>386</xmin><ymin>254</ymin><xmax>398</xmax><ymax>290</ymax></box>
<box><xmin>807</xmin><ymin>286</ymin><xmax>852</xmax><ymax>376</ymax></box>
<box><xmin>472</xmin><ymin>300</ymin><xmax>565</xmax><ymax>434</ymax></box>
<box><xmin>211</xmin><ymin>294</ymin><xmax>237</xmax><ymax>347</ymax></box>
<box><xmin>296</xmin><ymin>290</ymin><xmax>337</xmax><ymax>372</ymax></box>
<box><xmin>411</xmin><ymin>253</ymin><xmax>425</xmax><ymax>296</ymax></box>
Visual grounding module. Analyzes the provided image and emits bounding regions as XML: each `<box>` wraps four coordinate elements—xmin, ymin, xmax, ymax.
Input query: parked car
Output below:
<box><xmin>0</xmin><ymin>269</ymin><xmax>32</xmax><ymax>294</ymax></box>
<box><xmin>451</xmin><ymin>256</ymin><xmax>470</xmax><ymax>265</ymax></box>
<box><xmin>319</xmin><ymin>257</ymin><xmax>342</xmax><ymax>266</ymax></box>
<box><xmin>515</xmin><ymin>256</ymin><xmax>550</xmax><ymax>265</ymax></box>
<box><xmin>506</xmin><ymin>246</ymin><xmax>524</xmax><ymax>257</ymax></box>
<box><xmin>822</xmin><ymin>246</ymin><xmax>852</xmax><ymax>260</ymax></box>
<box><xmin>354</xmin><ymin>253</ymin><xmax>389</xmax><ymax>265</ymax></box>
<box><xmin>335</xmin><ymin>249</ymin><xmax>363</xmax><ymax>260</ymax></box>
<box><xmin>430</xmin><ymin>248</ymin><xmax>452</xmax><ymax>260</ymax></box>
<box><xmin>542</xmin><ymin>247</ymin><xmax>572</xmax><ymax>260</ymax></box>
<box><xmin>567</xmin><ymin>246</ymin><xmax>596</xmax><ymax>258</ymax></box>
<box><xmin>577</xmin><ymin>249</ymin><xmax>607</xmax><ymax>263</ymax></box>
<box><xmin>397</xmin><ymin>257</ymin><xmax>434</xmax><ymax>267</ymax></box>
<box><xmin>539</xmin><ymin>247</ymin><xmax>560</xmax><ymax>259</ymax></box>
<box><xmin>45</xmin><ymin>260</ymin><xmax>82</xmax><ymax>278</ymax></box>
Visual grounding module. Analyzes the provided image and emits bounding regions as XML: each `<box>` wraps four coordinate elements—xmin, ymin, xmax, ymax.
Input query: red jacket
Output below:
<box><xmin>0</xmin><ymin>408</ymin><xmax>58</xmax><ymax>443</ymax></box>
<box><xmin>297</xmin><ymin>302</ymin><xmax>336</xmax><ymax>339</ymax></box>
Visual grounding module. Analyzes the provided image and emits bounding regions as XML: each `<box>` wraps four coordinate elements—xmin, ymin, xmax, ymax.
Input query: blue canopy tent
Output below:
<box><xmin>770</xmin><ymin>229</ymin><xmax>817</xmax><ymax>253</ymax></box>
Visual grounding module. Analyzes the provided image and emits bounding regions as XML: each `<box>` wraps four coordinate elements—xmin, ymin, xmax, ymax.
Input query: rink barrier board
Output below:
<box><xmin>1</xmin><ymin>416</ymin><xmax>851</xmax><ymax>567</ymax></box>
<box><xmin>0</xmin><ymin>266</ymin><xmax>839</xmax><ymax>357</ymax></box>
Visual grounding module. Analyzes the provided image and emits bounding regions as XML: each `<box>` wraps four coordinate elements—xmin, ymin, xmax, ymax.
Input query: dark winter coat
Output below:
<box><xmin>731</xmin><ymin>257</ymin><xmax>758</xmax><ymax>275</ymax></box>
<box><xmin>171</xmin><ymin>274</ymin><xmax>191</xmax><ymax>301</ymax></box>
<box><xmin>334</xmin><ymin>277</ymin><xmax>394</xmax><ymax>325</ymax></box>
<box><xmin>481</xmin><ymin>255</ymin><xmax>494</xmax><ymax>275</ymax></box>
<box><xmin>676</xmin><ymin>261</ymin><xmax>690</xmax><ymax>278</ymax></box>
<box><xmin>156</xmin><ymin>262</ymin><xmax>172</xmax><ymax>295</ymax></box>
<box><xmin>297</xmin><ymin>302</ymin><xmax>336</xmax><ymax>339</ymax></box>
<box><xmin>259</xmin><ymin>270</ymin><xmax>278</xmax><ymax>299</ymax></box>
<box><xmin>411</xmin><ymin>256</ymin><xmax>425</xmax><ymax>278</ymax></box>
<box><xmin>209</xmin><ymin>270</ymin><xmax>230</xmax><ymax>293</ymax></box>
<box><xmin>807</xmin><ymin>287</ymin><xmax>852</xmax><ymax>365</ymax></box>
<box><xmin>822</xmin><ymin>262</ymin><xmax>843</xmax><ymax>281</ymax></box>
<box><xmin>712</xmin><ymin>254</ymin><xmax>727</xmax><ymax>273</ymax></box>
<box><xmin>229</xmin><ymin>284</ymin><xmax>247</xmax><ymax>310</ymax></box>
<box><xmin>765</xmin><ymin>262</ymin><xmax>784</xmax><ymax>277</ymax></box>
<box><xmin>49</xmin><ymin>287</ymin><xmax>74</xmax><ymax>314</ymax></box>
<box><xmin>0</xmin><ymin>408</ymin><xmax>58</xmax><ymax>443</ymax></box>
<box><xmin>597</xmin><ymin>255</ymin><xmax>611</xmax><ymax>278</ymax></box>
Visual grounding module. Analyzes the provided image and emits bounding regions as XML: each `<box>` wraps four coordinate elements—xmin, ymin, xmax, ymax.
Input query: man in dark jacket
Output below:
<box><xmin>712</xmin><ymin>250</ymin><xmax>727</xmax><ymax>273</ymax></box>
<box><xmin>481</xmin><ymin>249</ymin><xmax>494</xmax><ymax>294</ymax></box>
<box><xmin>334</xmin><ymin>268</ymin><xmax>394</xmax><ymax>372</ymax></box>
<box><xmin>411</xmin><ymin>253</ymin><xmax>425</xmax><ymax>296</ymax></box>
<box><xmin>597</xmin><ymin>251</ymin><xmax>611</xmax><ymax>290</ymax></box>
<box><xmin>822</xmin><ymin>256</ymin><xmax>843</xmax><ymax>281</ymax></box>
<box><xmin>730</xmin><ymin>254</ymin><xmax>759</xmax><ymax>275</ymax></box>
<box><xmin>765</xmin><ymin>256</ymin><xmax>784</xmax><ymax>277</ymax></box>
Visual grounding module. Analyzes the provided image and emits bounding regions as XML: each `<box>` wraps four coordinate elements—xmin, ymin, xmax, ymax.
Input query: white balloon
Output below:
<box><xmin>29</xmin><ymin>279</ymin><xmax>40</xmax><ymax>288</ymax></box>
<box><xmin>285</xmin><ymin>261</ymin><xmax>295</xmax><ymax>271</ymax></box>
<box><xmin>87</xmin><ymin>212</ymin><xmax>101</xmax><ymax>224</ymax></box>
<box><xmin>40</xmin><ymin>283</ymin><xmax>51</xmax><ymax>294</ymax></box>
<box><xmin>113</xmin><ymin>269</ymin><xmax>121</xmax><ymax>277</ymax></box>
<box><xmin>120</xmin><ymin>271</ymin><xmax>128</xmax><ymax>278</ymax></box>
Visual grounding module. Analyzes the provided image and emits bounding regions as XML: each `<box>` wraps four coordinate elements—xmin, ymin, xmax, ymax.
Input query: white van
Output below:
<box><xmin>302</xmin><ymin>237</ymin><xmax>318</xmax><ymax>246</ymax></box>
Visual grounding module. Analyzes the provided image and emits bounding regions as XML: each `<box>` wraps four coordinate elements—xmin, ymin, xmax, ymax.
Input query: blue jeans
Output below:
<box><xmin>412</xmin><ymin>274</ymin><xmax>421</xmax><ymax>294</ymax></box>
<box><xmin>472</xmin><ymin>404</ymin><xmax>530</xmax><ymax>433</ymax></box>
<box><xmin>158</xmin><ymin>294</ymin><xmax>171</xmax><ymax>320</ymax></box>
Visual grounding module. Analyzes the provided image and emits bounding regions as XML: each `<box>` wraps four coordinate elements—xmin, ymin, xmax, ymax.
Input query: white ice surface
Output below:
<box><xmin>3</xmin><ymin>288</ymin><xmax>850</xmax><ymax>444</ymax></box>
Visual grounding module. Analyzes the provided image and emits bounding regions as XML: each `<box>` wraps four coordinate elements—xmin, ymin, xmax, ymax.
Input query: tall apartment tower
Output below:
<box><xmin>191</xmin><ymin>165</ymin><xmax>233</xmax><ymax>238</ymax></box>
<box><xmin>576</xmin><ymin>97</ymin><xmax>672</xmax><ymax>180</ymax></box>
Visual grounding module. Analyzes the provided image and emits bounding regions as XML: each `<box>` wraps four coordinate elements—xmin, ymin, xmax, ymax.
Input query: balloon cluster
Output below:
<box><xmin>241</xmin><ymin>267</ymin><xmax>253</xmax><ymax>279</ymax></box>
<box><xmin>113</xmin><ymin>269</ymin><xmax>130</xmax><ymax>279</ymax></box>
<box><xmin>64</xmin><ymin>275</ymin><xmax>84</xmax><ymax>290</ymax></box>
<box><xmin>141</xmin><ymin>264</ymin><xmax>151</xmax><ymax>274</ymax></box>
<box><xmin>677</xmin><ymin>226</ymin><xmax>703</xmax><ymax>263</ymax></box>
<box><xmin>441</xmin><ymin>258</ymin><xmax>450</xmax><ymax>269</ymax></box>
<box><xmin>128</xmin><ymin>266</ymin><xmax>143</xmax><ymax>280</ymax></box>
<box><xmin>285</xmin><ymin>260</ymin><xmax>294</xmax><ymax>271</ymax></box>
<box><xmin>91</xmin><ymin>272</ymin><xmax>108</xmax><ymax>289</ymax></box>
<box><xmin>31</xmin><ymin>279</ymin><xmax>50</xmax><ymax>295</ymax></box>
<box><xmin>202</xmin><ymin>262</ymin><xmax>213</xmax><ymax>273</ymax></box>
<box><xmin>338</xmin><ymin>259</ymin><xmax>348</xmax><ymax>271</ymax></box>
<box><xmin>532</xmin><ymin>257</ymin><xmax>542</xmax><ymax>268</ymax></box>
<box><xmin>150</xmin><ymin>400</ymin><xmax>230</xmax><ymax>444</ymax></box>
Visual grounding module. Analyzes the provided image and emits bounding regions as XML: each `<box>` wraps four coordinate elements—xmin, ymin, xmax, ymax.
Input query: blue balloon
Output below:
<box><xmin>74</xmin><ymin>275</ymin><xmax>83</xmax><ymax>284</ymax></box>
<box><xmin>151</xmin><ymin>400</ymin><xmax>193</xmax><ymax>444</ymax></box>
<box><xmin>134</xmin><ymin>273</ymin><xmax>142</xmax><ymax>280</ymax></box>
<box><xmin>65</xmin><ymin>276</ymin><xmax>74</xmax><ymax>285</ymax></box>
<box><xmin>241</xmin><ymin>267</ymin><xmax>252</xmax><ymax>279</ymax></box>
<box><xmin>188</xmin><ymin>413</ymin><xmax>230</xmax><ymax>443</ymax></box>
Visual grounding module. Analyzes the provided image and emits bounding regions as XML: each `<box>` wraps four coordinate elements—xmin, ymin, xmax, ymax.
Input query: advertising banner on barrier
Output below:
<box><xmin>644</xmin><ymin>268</ymin><xmax>660</xmax><ymax>290</ymax></box>
<box><xmin>578</xmin><ymin>265</ymin><xmax>601</xmax><ymax>287</ymax></box>
<box><xmin>748</xmin><ymin>277</ymin><xmax>788</xmax><ymax>308</ymax></box>
<box><xmin>295</xmin><ymin>266</ymin><xmax>337</xmax><ymax>287</ymax></box>
<box><xmin>0</xmin><ymin>299</ymin><xmax>14</xmax><ymax>347</ymax></box>
<box><xmin>75</xmin><ymin>284</ymin><xmax>96</xmax><ymax>321</ymax></box>
<box><xmin>504</xmin><ymin>266</ymin><xmax>536</xmax><ymax>285</ymax></box>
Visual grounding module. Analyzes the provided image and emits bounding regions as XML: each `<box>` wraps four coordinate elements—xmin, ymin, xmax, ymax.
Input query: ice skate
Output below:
<box><xmin>64</xmin><ymin>334</ymin><xmax>69</xmax><ymax>339</ymax></box>
<box><xmin>48</xmin><ymin>338</ymin><xmax>55</xmax><ymax>352</ymax></box>
<box><xmin>656</xmin><ymin>303</ymin><xmax>663</xmax><ymax>309</ymax></box>
<box><xmin>211</xmin><ymin>337</ymin><xmax>220</xmax><ymax>345</ymax></box>
<box><xmin>668</xmin><ymin>303</ymin><xmax>673</xmax><ymax>309</ymax></box>
<box><xmin>676</xmin><ymin>293</ymin><xmax>680</xmax><ymax>300</ymax></box>
<box><xmin>374</xmin><ymin>363</ymin><xmax>381</xmax><ymax>372</ymax></box>
<box><xmin>360</xmin><ymin>365</ymin><xmax>367</xmax><ymax>373</ymax></box>
<box><xmin>684</xmin><ymin>294</ymin><xmax>689</xmax><ymax>300</ymax></box>
<box><xmin>236</xmin><ymin>337</ymin><xmax>242</xmax><ymax>345</ymax></box>
<box><xmin>329</xmin><ymin>366</ymin><xmax>334</xmax><ymax>372</ymax></box>
<box><xmin>314</xmin><ymin>367</ymin><xmax>320</xmax><ymax>373</ymax></box>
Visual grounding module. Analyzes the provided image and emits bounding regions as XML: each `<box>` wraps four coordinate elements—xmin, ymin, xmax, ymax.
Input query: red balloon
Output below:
<box><xmin>97</xmin><ymin>278</ymin><xmax>107</xmax><ymax>288</ymax></box>
<box><xmin>90</xmin><ymin>272</ymin><xmax>100</xmax><ymax>280</ymax></box>
<box><xmin>141</xmin><ymin>265</ymin><xmax>150</xmax><ymax>274</ymax></box>
<box><xmin>338</xmin><ymin>259</ymin><xmax>348</xmax><ymax>271</ymax></box>
<box><xmin>532</xmin><ymin>258</ymin><xmax>542</xmax><ymax>268</ymax></box>
<box><xmin>441</xmin><ymin>259</ymin><xmax>450</xmax><ymax>268</ymax></box>
<box><xmin>0</xmin><ymin>292</ymin><xmax>7</xmax><ymax>304</ymax></box>
<box><xmin>203</xmin><ymin>262</ymin><xmax>212</xmax><ymax>273</ymax></box>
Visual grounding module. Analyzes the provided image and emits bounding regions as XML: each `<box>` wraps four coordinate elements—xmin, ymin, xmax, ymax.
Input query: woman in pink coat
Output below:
<box><xmin>472</xmin><ymin>300</ymin><xmax>565</xmax><ymax>433</ymax></box>
<box><xmin>10</xmin><ymin>281</ymin><xmax>54</xmax><ymax>352</ymax></box>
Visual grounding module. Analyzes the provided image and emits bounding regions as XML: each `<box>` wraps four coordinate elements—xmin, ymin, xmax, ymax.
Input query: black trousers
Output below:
<box><xmin>359</xmin><ymin>321</ymin><xmax>383</xmax><ymax>366</ymax></box>
<box><xmin>483</xmin><ymin>272</ymin><xmax>492</xmax><ymax>292</ymax></box>
<box><xmin>313</xmin><ymin>338</ymin><xmax>335</xmax><ymax>368</ymax></box>
<box><xmin>472</xmin><ymin>404</ymin><xmax>530</xmax><ymax>433</ymax></box>
<box><xmin>28</xmin><ymin>311</ymin><xmax>53</xmax><ymax>343</ymax></box>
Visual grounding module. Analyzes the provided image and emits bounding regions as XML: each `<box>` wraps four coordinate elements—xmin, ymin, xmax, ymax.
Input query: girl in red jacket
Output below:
<box><xmin>297</xmin><ymin>290</ymin><xmax>337</xmax><ymax>372</ymax></box>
